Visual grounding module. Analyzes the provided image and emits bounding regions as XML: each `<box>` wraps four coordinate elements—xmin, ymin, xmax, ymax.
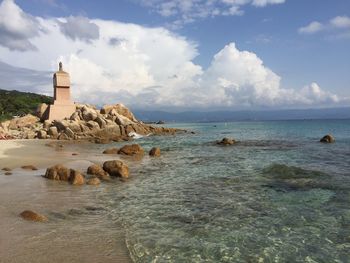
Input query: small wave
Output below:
<box><xmin>128</xmin><ymin>132</ymin><xmax>152</xmax><ymax>139</ymax></box>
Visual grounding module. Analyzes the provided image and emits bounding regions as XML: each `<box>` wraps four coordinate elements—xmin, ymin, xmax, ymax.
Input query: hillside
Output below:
<box><xmin>0</xmin><ymin>89</ymin><xmax>52</xmax><ymax>122</ymax></box>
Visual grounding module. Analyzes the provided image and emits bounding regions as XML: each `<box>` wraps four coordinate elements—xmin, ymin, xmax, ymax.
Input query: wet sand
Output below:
<box><xmin>0</xmin><ymin>140</ymin><xmax>132</xmax><ymax>263</ymax></box>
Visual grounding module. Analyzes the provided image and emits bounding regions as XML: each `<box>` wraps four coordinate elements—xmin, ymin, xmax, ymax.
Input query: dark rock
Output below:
<box><xmin>20</xmin><ymin>210</ymin><xmax>48</xmax><ymax>222</ymax></box>
<box><xmin>103</xmin><ymin>160</ymin><xmax>129</xmax><ymax>178</ymax></box>
<box><xmin>320</xmin><ymin>134</ymin><xmax>335</xmax><ymax>143</ymax></box>
<box><xmin>217</xmin><ymin>137</ymin><xmax>236</xmax><ymax>146</ymax></box>
<box><xmin>5</xmin><ymin>172</ymin><xmax>12</xmax><ymax>175</ymax></box>
<box><xmin>2</xmin><ymin>167</ymin><xmax>11</xmax><ymax>171</ymax></box>
<box><xmin>118</xmin><ymin>144</ymin><xmax>144</xmax><ymax>156</ymax></box>
<box><xmin>149</xmin><ymin>147</ymin><xmax>161</xmax><ymax>157</ymax></box>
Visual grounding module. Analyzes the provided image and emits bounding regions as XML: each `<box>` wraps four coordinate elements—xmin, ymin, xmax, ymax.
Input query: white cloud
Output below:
<box><xmin>298</xmin><ymin>21</ymin><xmax>324</xmax><ymax>34</ymax></box>
<box><xmin>252</xmin><ymin>0</ymin><xmax>285</xmax><ymax>7</ymax></box>
<box><xmin>138</xmin><ymin>0</ymin><xmax>286</xmax><ymax>27</ymax></box>
<box><xmin>0</xmin><ymin>0</ymin><xmax>43</xmax><ymax>51</ymax></box>
<box><xmin>299</xmin><ymin>15</ymin><xmax>350</xmax><ymax>37</ymax></box>
<box><xmin>330</xmin><ymin>16</ymin><xmax>350</xmax><ymax>29</ymax></box>
<box><xmin>0</xmin><ymin>0</ymin><xmax>346</xmax><ymax>110</ymax></box>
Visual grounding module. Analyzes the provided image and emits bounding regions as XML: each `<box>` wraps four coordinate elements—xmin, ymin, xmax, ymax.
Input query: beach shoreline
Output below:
<box><xmin>0</xmin><ymin>139</ymin><xmax>133</xmax><ymax>263</ymax></box>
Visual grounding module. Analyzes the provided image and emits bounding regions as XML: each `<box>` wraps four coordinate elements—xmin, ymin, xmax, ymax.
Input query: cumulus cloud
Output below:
<box><xmin>59</xmin><ymin>16</ymin><xmax>100</xmax><ymax>43</ymax></box>
<box><xmin>138</xmin><ymin>0</ymin><xmax>286</xmax><ymax>27</ymax></box>
<box><xmin>0</xmin><ymin>0</ymin><xmax>346</xmax><ymax>110</ymax></box>
<box><xmin>0</xmin><ymin>0</ymin><xmax>43</xmax><ymax>51</ymax></box>
<box><xmin>298</xmin><ymin>21</ymin><xmax>324</xmax><ymax>34</ymax></box>
<box><xmin>299</xmin><ymin>15</ymin><xmax>350</xmax><ymax>38</ymax></box>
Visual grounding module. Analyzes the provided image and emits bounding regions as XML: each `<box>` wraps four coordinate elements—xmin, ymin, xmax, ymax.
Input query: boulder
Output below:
<box><xmin>8</xmin><ymin>114</ymin><xmax>39</xmax><ymax>130</ymax></box>
<box><xmin>44</xmin><ymin>164</ymin><xmax>70</xmax><ymax>181</ymax></box>
<box><xmin>67</xmin><ymin>121</ymin><xmax>82</xmax><ymax>133</ymax></box>
<box><xmin>20</xmin><ymin>210</ymin><xmax>48</xmax><ymax>222</ymax></box>
<box><xmin>65</xmin><ymin>127</ymin><xmax>75</xmax><ymax>139</ymax></box>
<box><xmin>95</xmin><ymin>116</ymin><xmax>107</xmax><ymax>129</ymax></box>
<box><xmin>21</xmin><ymin>165</ymin><xmax>38</xmax><ymax>171</ymax></box>
<box><xmin>320</xmin><ymin>134</ymin><xmax>335</xmax><ymax>143</ymax></box>
<box><xmin>2</xmin><ymin>167</ymin><xmax>11</xmax><ymax>171</ymax></box>
<box><xmin>87</xmin><ymin>164</ymin><xmax>110</xmax><ymax>181</ymax></box>
<box><xmin>149</xmin><ymin>147</ymin><xmax>161</xmax><ymax>157</ymax></box>
<box><xmin>86</xmin><ymin>121</ymin><xmax>100</xmax><ymax>132</ymax></box>
<box><xmin>69</xmin><ymin>170</ymin><xmax>85</xmax><ymax>185</ymax></box>
<box><xmin>82</xmin><ymin>109</ymin><xmax>98</xmax><ymax>122</ymax></box>
<box><xmin>37</xmin><ymin>130</ymin><xmax>47</xmax><ymax>139</ymax></box>
<box><xmin>217</xmin><ymin>137</ymin><xmax>236</xmax><ymax>146</ymax></box>
<box><xmin>36</xmin><ymin>103</ymin><xmax>48</xmax><ymax>120</ymax></box>
<box><xmin>5</xmin><ymin>172</ymin><xmax>12</xmax><ymax>176</ymax></box>
<box><xmin>101</xmin><ymin>104</ymin><xmax>138</xmax><ymax>122</ymax></box>
<box><xmin>118</xmin><ymin>144</ymin><xmax>144</xmax><ymax>156</ymax></box>
<box><xmin>103</xmin><ymin>160</ymin><xmax>129</xmax><ymax>178</ymax></box>
<box><xmin>103</xmin><ymin>148</ymin><xmax>119</xmax><ymax>154</ymax></box>
<box><xmin>48</xmin><ymin>126</ymin><xmax>59</xmax><ymax>139</ymax></box>
<box><xmin>87</xmin><ymin>177</ymin><xmax>101</xmax><ymax>186</ymax></box>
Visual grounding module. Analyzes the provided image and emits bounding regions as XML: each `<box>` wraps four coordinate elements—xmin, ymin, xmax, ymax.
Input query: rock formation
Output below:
<box><xmin>0</xmin><ymin>103</ymin><xmax>181</xmax><ymax>141</ymax></box>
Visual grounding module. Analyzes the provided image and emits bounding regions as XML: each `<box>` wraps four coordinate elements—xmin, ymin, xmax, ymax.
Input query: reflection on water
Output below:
<box><xmin>1</xmin><ymin>120</ymin><xmax>350</xmax><ymax>262</ymax></box>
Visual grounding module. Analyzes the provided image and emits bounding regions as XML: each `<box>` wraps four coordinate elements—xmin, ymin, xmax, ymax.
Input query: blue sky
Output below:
<box><xmin>0</xmin><ymin>0</ymin><xmax>349</xmax><ymax>110</ymax></box>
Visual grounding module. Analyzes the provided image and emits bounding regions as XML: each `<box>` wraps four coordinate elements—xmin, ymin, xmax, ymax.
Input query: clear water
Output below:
<box><xmin>2</xmin><ymin>120</ymin><xmax>349</xmax><ymax>262</ymax></box>
<box><xmin>103</xmin><ymin>120</ymin><xmax>350</xmax><ymax>262</ymax></box>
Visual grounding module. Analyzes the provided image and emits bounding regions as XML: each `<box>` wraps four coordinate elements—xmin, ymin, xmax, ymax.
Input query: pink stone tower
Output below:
<box><xmin>47</xmin><ymin>62</ymin><xmax>75</xmax><ymax>121</ymax></box>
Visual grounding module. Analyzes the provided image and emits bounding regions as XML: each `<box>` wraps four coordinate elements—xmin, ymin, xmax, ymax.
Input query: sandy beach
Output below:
<box><xmin>0</xmin><ymin>140</ymin><xmax>132</xmax><ymax>263</ymax></box>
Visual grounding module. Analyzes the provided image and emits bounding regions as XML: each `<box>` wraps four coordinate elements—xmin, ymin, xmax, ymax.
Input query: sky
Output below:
<box><xmin>0</xmin><ymin>0</ymin><xmax>349</xmax><ymax>111</ymax></box>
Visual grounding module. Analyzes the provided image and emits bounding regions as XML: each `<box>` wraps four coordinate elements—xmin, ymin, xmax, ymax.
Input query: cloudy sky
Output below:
<box><xmin>0</xmin><ymin>0</ymin><xmax>349</xmax><ymax>110</ymax></box>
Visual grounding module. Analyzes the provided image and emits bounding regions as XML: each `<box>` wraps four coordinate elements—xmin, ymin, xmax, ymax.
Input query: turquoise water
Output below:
<box><xmin>104</xmin><ymin>120</ymin><xmax>350</xmax><ymax>262</ymax></box>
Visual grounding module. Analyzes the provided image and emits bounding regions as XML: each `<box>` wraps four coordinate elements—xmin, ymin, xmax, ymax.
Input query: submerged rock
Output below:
<box><xmin>4</xmin><ymin>172</ymin><xmax>12</xmax><ymax>176</ymax></box>
<box><xmin>86</xmin><ymin>177</ymin><xmax>101</xmax><ymax>186</ymax></box>
<box><xmin>118</xmin><ymin>144</ymin><xmax>144</xmax><ymax>156</ymax></box>
<box><xmin>21</xmin><ymin>165</ymin><xmax>38</xmax><ymax>171</ymax></box>
<box><xmin>103</xmin><ymin>148</ymin><xmax>119</xmax><ymax>154</ymax></box>
<box><xmin>103</xmin><ymin>160</ymin><xmax>129</xmax><ymax>178</ymax></box>
<box><xmin>320</xmin><ymin>134</ymin><xmax>335</xmax><ymax>143</ymax></box>
<box><xmin>20</xmin><ymin>210</ymin><xmax>48</xmax><ymax>222</ymax></box>
<box><xmin>149</xmin><ymin>147</ymin><xmax>161</xmax><ymax>157</ymax></box>
<box><xmin>217</xmin><ymin>137</ymin><xmax>236</xmax><ymax>146</ymax></box>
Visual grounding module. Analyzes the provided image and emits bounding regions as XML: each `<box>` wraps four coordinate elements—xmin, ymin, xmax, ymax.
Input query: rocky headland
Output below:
<box><xmin>0</xmin><ymin>103</ymin><xmax>181</xmax><ymax>141</ymax></box>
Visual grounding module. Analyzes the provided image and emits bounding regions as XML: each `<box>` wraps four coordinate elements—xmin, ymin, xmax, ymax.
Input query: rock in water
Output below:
<box><xmin>20</xmin><ymin>210</ymin><xmax>48</xmax><ymax>222</ymax></box>
<box><xmin>118</xmin><ymin>144</ymin><xmax>144</xmax><ymax>156</ymax></box>
<box><xmin>2</xmin><ymin>167</ymin><xmax>11</xmax><ymax>171</ymax></box>
<box><xmin>69</xmin><ymin>170</ymin><xmax>85</xmax><ymax>185</ymax></box>
<box><xmin>87</xmin><ymin>177</ymin><xmax>101</xmax><ymax>186</ymax></box>
<box><xmin>320</xmin><ymin>134</ymin><xmax>335</xmax><ymax>143</ymax></box>
<box><xmin>149</xmin><ymin>147</ymin><xmax>161</xmax><ymax>157</ymax></box>
<box><xmin>87</xmin><ymin>164</ymin><xmax>110</xmax><ymax>181</ymax></box>
<box><xmin>217</xmin><ymin>137</ymin><xmax>236</xmax><ymax>146</ymax></box>
<box><xmin>103</xmin><ymin>148</ymin><xmax>119</xmax><ymax>154</ymax></box>
<box><xmin>21</xmin><ymin>165</ymin><xmax>38</xmax><ymax>170</ymax></box>
<box><xmin>103</xmin><ymin>160</ymin><xmax>129</xmax><ymax>178</ymax></box>
<box><xmin>44</xmin><ymin>164</ymin><xmax>70</xmax><ymax>181</ymax></box>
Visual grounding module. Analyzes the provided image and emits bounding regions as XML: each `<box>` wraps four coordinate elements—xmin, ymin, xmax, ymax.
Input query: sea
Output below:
<box><xmin>1</xmin><ymin>119</ymin><xmax>350</xmax><ymax>262</ymax></box>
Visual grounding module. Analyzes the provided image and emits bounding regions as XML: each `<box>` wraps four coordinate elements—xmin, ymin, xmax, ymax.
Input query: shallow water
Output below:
<box><xmin>1</xmin><ymin>120</ymin><xmax>350</xmax><ymax>262</ymax></box>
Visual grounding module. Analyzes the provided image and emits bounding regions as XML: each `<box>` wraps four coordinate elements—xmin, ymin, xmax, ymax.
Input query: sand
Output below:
<box><xmin>0</xmin><ymin>139</ymin><xmax>132</xmax><ymax>263</ymax></box>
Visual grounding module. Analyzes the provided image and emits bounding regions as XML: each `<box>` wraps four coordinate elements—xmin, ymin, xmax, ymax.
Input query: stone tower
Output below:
<box><xmin>47</xmin><ymin>62</ymin><xmax>75</xmax><ymax>121</ymax></box>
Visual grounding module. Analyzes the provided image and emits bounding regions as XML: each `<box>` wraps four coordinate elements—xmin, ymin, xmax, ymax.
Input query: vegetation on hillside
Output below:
<box><xmin>0</xmin><ymin>89</ymin><xmax>52</xmax><ymax>122</ymax></box>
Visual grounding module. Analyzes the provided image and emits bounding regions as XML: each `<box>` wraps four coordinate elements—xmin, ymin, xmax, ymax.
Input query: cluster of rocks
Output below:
<box><xmin>0</xmin><ymin>103</ymin><xmax>181</xmax><ymax>141</ymax></box>
<box><xmin>43</xmin><ymin>158</ymin><xmax>130</xmax><ymax>186</ymax></box>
